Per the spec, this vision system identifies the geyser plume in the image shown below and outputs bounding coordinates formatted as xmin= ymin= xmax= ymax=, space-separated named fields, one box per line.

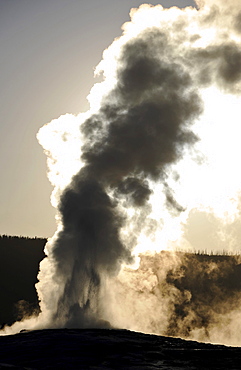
xmin=37 ymin=3 xmax=202 ymax=327
xmin=5 ymin=0 xmax=241 ymax=343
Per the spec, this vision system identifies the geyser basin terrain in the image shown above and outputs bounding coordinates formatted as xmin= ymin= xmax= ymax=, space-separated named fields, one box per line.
xmin=0 ymin=328 xmax=241 ymax=369
xmin=35 ymin=0 xmax=241 ymax=335
xmin=3 ymin=0 xmax=241 ymax=352
xmin=2 ymin=238 xmax=241 ymax=347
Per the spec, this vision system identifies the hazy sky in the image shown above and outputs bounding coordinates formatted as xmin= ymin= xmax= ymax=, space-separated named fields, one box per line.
xmin=0 ymin=0 xmax=195 ymax=237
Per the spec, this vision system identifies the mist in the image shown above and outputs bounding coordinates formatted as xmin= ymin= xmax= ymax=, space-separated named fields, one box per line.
xmin=2 ymin=0 xmax=241 ymax=346
xmin=110 ymin=251 xmax=241 ymax=346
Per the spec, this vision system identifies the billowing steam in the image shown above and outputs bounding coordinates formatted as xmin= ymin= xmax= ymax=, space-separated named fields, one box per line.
xmin=36 ymin=2 xmax=204 ymax=329
xmin=3 ymin=0 xmax=241 ymax=345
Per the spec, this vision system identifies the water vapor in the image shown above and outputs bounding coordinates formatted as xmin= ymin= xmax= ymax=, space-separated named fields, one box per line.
xmin=4 ymin=0 xmax=241 ymax=346
xmin=111 ymin=251 xmax=241 ymax=346
xmin=36 ymin=1 xmax=204 ymax=329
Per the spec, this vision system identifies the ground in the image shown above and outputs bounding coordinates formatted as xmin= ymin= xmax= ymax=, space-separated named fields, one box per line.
xmin=0 ymin=328 xmax=240 ymax=369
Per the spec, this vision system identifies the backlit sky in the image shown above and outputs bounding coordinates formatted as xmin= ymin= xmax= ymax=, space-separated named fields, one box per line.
xmin=0 ymin=0 xmax=195 ymax=237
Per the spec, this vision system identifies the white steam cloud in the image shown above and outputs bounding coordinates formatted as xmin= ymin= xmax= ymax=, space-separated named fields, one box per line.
xmin=3 ymin=0 xmax=241 ymax=346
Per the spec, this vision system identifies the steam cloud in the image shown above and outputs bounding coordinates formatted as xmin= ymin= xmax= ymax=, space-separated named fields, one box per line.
xmin=4 ymin=0 xmax=241 ymax=345
xmin=111 ymin=251 xmax=241 ymax=346
xmin=37 ymin=1 xmax=204 ymax=329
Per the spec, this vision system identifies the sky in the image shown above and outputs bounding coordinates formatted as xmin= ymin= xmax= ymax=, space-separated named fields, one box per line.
xmin=0 ymin=0 xmax=195 ymax=237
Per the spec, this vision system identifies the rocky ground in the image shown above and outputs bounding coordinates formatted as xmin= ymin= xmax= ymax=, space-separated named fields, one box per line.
xmin=0 ymin=328 xmax=241 ymax=369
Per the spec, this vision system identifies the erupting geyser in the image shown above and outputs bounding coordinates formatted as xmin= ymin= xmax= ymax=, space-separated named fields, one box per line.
xmin=37 ymin=3 xmax=203 ymax=329
xmin=4 ymin=0 xmax=241 ymax=346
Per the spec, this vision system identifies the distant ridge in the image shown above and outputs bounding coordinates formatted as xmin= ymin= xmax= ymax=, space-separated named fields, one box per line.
xmin=0 ymin=235 xmax=46 ymax=240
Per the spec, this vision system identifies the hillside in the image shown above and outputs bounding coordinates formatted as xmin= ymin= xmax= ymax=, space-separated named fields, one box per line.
xmin=0 ymin=235 xmax=46 ymax=327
